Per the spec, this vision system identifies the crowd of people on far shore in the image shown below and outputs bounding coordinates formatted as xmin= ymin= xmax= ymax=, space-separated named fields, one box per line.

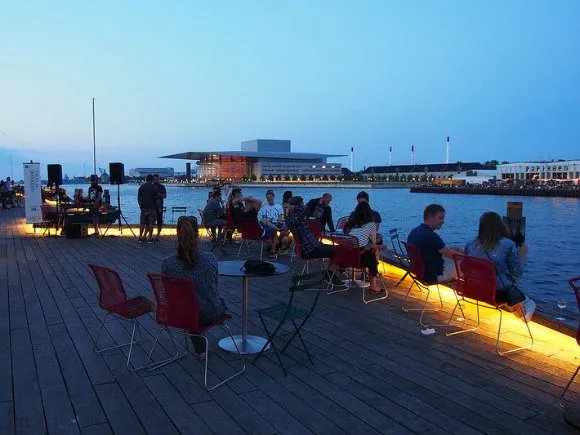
xmin=0 ymin=177 xmax=24 ymax=209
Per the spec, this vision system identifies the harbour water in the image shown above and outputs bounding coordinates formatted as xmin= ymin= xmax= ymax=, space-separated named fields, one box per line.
xmin=63 ymin=183 xmax=580 ymax=310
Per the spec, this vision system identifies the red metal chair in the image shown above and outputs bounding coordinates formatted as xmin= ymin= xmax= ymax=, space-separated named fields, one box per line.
xmin=445 ymin=254 xmax=533 ymax=356
xmin=146 ymin=273 xmax=245 ymax=391
xmin=401 ymin=242 xmax=453 ymax=327
xmin=236 ymin=218 xmax=265 ymax=260
xmin=89 ymin=264 xmax=155 ymax=371
xmin=306 ymin=219 xmax=323 ymax=240
xmin=561 ymin=276 xmax=580 ymax=407
xmin=336 ymin=216 xmax=349 ymax=231
xmin=329 ymin=235 xmax=388 ymax=302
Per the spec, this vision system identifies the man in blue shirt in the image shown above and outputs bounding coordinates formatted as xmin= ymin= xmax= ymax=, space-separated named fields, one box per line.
xmin=407 ymin=204 xmax=462 ymax=283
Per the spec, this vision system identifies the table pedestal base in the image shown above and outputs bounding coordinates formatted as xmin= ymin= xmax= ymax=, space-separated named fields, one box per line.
xmin=218 ymin=335 xmax=270 ymax=355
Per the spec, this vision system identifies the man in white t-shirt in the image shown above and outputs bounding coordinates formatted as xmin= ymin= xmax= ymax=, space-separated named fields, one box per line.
xmin=259 ymin=190 xmax=291 ymax=256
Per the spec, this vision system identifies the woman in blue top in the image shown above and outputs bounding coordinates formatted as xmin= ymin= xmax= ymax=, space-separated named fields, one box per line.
xmin=464 ymin=211 xmax=535 ymax=321
xmin=161 ymin=216 xmax=227 ymax=359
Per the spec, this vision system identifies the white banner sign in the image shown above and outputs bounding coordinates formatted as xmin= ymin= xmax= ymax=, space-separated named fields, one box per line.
xmin=23 ymin=162 xmax=43 ymax=224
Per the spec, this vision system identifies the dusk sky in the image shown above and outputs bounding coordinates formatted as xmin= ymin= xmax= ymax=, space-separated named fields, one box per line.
xmin=1 ymin=1 xmax=579 ymax=180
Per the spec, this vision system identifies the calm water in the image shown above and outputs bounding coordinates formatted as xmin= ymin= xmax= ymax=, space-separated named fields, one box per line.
xmin=65 ymin=184 xmax=580 ymax=307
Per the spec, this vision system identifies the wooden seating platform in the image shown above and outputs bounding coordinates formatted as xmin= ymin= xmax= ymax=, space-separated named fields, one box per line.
xmin=1 ymin=208 xmax=578 ymax=434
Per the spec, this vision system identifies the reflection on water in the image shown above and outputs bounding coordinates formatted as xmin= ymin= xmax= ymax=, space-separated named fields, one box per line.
xmin=63 ymin=184 xmax=580 ymax=306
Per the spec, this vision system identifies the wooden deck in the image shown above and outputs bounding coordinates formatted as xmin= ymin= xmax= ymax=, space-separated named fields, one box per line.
xmin=1 ymin=208 xmax=578 ymax=434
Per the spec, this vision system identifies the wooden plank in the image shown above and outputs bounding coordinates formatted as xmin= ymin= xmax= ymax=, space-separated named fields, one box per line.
xmin=33 ymin=342 xmax=79 ymax=434
xmin=48 ymin=324 xmax=107 ymax=428
xmin=11 ymin=328 xmax=46 ymax=434
xmin=0 ymin=401 xmax=14 ymax=435
xmin=94 ymin=383 xmax=146 ymax=435
xmin=141 ymin=374 xmax=213 ymax=435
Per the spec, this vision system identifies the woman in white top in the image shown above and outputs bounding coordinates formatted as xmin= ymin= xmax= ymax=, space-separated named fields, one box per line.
xmin=344 ymin=202 xmax=380 ymax=292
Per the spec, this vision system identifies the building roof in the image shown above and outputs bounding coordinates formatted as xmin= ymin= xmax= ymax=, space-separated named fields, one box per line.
xmin=361 ymin=162 xmax=484 ymax=174
xmin=160 ymin=151 xmax=346 ymax=160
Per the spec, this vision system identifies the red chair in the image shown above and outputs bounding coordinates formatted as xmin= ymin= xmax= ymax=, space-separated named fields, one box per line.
xmin=336 ymin=216 xmax=349 ymax=231
xmin=561 ymin=276 xmax=580 ymax=406
xmin=329 ymin=235 xmax=388 ymax=303
xmin=446 ymin=254 xmax=533 ymax=356
xmin=290 ymin=230 xmax=324 ymax=275
xmin=401 ymin=242 xmax=455 ymax=327
xmin=306 ymin=219 xmax=323 ymax=240
xmin=146 ymin=273 xmax=245 ymax=391
xmin=236 ymin=218 xmax=265 ymax=260
xmin=89 ymin=264 xmax=155 ymax=371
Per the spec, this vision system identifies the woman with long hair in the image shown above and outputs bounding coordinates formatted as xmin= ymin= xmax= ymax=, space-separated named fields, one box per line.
xmin=464 ymin=211 xmax=535 ymax=320
xmin=344 ymin=201 xmax=381 ymax=292
xmin=161 ymin=216 xmax=227 ymax=359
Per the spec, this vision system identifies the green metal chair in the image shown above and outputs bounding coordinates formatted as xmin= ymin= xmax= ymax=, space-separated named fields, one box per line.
xmin=254 ymin=270 xmax=329 ymax=375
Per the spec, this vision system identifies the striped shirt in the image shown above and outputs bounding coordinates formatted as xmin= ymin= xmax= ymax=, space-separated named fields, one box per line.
xmin=347 ymin=221 xmax=377 ymax=247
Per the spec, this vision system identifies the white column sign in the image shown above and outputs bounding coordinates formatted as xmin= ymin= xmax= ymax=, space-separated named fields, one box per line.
xmin=23 ymin=162 xmax=43 ymax=224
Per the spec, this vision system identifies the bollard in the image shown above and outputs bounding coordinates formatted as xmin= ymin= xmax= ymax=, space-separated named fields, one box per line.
xmin=503 ymin=201 xmax=525 ymax=246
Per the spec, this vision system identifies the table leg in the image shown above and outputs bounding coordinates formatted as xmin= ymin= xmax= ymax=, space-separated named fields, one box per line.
xmin=218 ymin=276 xmax=270 ymax=355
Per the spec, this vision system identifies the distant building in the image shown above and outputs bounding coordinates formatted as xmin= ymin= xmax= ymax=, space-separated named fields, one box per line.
xmin=452 ymin=169 xmax=497 ymax=184
xmin=161 ymin=139 xmax=344 ymax=181
xmin=129 ymin=167 xmax=175 ymax=178
xmin=496 ymin=160 xmax=580 ymax=182
xmin=360 ymin=162 xmax=484 ymax=181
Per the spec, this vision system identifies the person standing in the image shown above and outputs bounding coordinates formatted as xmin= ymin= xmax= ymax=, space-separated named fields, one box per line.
xmin=153 ymin=174 xmax=167 ymax=240
xmin=305 ymin=193 xmax=335 ymax=232
xmin=137 ymin=174 xmax=158 ymax=243
xmin=87 ymin=175 xmax=103 ymax=236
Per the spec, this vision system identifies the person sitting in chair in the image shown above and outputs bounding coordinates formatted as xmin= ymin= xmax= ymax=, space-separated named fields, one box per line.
xmin=407 ymin=204 xmax=462 ymax=283
xmin=464 ymin=211 xmax=536 ymax=321
xmin=305 ymin=193 xmax=335 ymax=232
xmin=203 ymin=190 xmax=227 ymax=243
xmin=161 ymin=216 xmax=227 ymax=360
xmin=344 ymin=201 xmax=381 ymax=293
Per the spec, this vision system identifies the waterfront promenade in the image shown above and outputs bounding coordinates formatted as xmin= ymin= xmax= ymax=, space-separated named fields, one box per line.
xmin=1 ymin=208 xmax=578 ymax=434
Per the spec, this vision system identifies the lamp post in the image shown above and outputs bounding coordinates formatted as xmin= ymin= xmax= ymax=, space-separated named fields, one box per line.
xmin=92 ymin=98 xmax=96 ymax=176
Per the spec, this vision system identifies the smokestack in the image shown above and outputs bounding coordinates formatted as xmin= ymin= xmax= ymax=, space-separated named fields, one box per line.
xmin=350 ymin=146 xmax=354 ymax=172
xmin=186 ymin=162 xmax=191 ymax=181
xmin=446 ymin=136 xmax=450 ymax=164
xmin=411 ymin=145 xmax=415 ymax=165
xmin=389 ymin=146 xmax=392 ymax=166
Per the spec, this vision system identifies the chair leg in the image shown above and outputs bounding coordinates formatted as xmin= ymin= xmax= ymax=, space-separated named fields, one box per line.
xmin=362 ymin=273 xmax=388 ymax=304
xmin=254 ymin=313 xmax=288 ymax=376
xmin=395 ymin=271 xmax=409 ymax=287
xmin=447 ymin=300 xmax=482 ymax=337
xmin=204 ymin=325 xmax=246 ymax=391
xmin=281 ymin=319 xmax=314 ymax=366
xmin=94 ymin=313 xmax=144 ymax=354
xmin=145 ymin=327 xmax=186 ymax=371
xmin=560 ymin=364 xmax=580 ymax=408
xmin=496 ymin=305 xmax=534 ymax=356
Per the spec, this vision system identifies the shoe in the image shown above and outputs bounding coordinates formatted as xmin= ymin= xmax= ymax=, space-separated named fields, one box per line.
xmin=278 ymin=248 xmax=290 ymax=255
xmin=269 ymin=252 xmax=278 ymax=258
xmin=138 ymin=238 xmax=144 ymax=243
xmin=147 ymin=239 xmax=155 ymax=244
xmin=331 ymin=275 xmax=347 ymax=287
xmin=338 ymin=271 xmax=350 ymax=281
xmin=523 ymin=298 xmax=536 ymax=322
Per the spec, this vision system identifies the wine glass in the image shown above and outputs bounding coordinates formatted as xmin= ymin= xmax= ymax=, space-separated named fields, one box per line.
xmin=555 ymin=296 xmax=567 ymax=321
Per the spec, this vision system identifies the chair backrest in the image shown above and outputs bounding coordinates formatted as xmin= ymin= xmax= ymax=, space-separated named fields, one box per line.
xmin=89 ymin=264 xmax=128 ymax=310
xmin=239 ymin=218 xmax=262 ymax=241
xmin=147 ymin=273 xmax=201 ymax=332
xmin=225 ymin=203 xmax=236 ymax=229
xmin=389 ymin=228 xmax=406 ymax=257
xmin=452 ymin=254 xmax=498 ymax=306
xmin=306 ymin=219 xmax=323 ymax=240
xmin=401 ymin=242 xmax=426 ymax=282
xmin=332 ymin=235 xmax=361 ymax=268
xmin=569 ymin=277 xmax=580 ymax=345
xmin=336 ymin=216 xmax=349 ymax=231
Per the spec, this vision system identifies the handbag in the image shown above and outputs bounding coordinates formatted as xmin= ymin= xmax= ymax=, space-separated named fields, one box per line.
xmin=241 ymin=260 xmax=276 ymax=275
xmin=485 ymin=252 xmax=525 ymax=306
